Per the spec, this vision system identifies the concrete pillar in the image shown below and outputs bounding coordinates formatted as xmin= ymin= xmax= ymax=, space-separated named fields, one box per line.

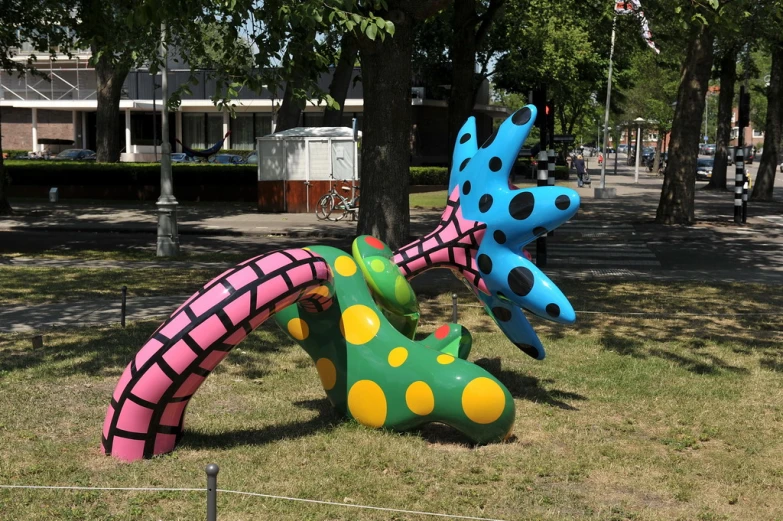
xmin=72 ymin=110 xmax=78 ymax=146
xmin=81 ymin=111 xmax=88 ymax=149
xmin=31 ymin=107 xmax=38 ymax=152
xmin=223 ymin=110 xmax=230 ymax=149
xmin=125 ymin=109 xmax=131 ymax=155
xmin=175 ymin=111 xmax=182 ymax=152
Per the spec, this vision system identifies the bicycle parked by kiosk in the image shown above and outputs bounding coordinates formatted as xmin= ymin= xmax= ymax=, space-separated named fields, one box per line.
xmin=315 ymin=179 xmax=360 ymax=221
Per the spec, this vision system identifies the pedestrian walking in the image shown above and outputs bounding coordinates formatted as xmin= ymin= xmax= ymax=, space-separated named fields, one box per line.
xmin=575 ymin=154 xmax=588 ymax=187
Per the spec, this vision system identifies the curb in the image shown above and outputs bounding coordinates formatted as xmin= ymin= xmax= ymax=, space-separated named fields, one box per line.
xmin=5 ymin=225 xmax=358 ymax=239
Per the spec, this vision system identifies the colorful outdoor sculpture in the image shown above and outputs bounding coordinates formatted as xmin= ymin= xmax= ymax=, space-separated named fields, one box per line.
xmin=101 ymin=105 xmax=580 ymax=461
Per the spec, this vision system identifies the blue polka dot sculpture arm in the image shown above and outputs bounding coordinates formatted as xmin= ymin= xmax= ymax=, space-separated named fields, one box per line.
xmin=395 ymin=105 xmax=581 ymax=360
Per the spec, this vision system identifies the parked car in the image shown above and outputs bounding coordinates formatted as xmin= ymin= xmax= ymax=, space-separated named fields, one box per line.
xmin=55 ymin=148 xmax=95 ymax=161
xmin=699 ymin=143 xmax=716 ymax=155
xmin=208 ymin=153 xmax=244 ymax=165
xmin=617 ymin=144 xmax=628 ymax=154
xmin=727 ymin=145 xmax=755 ymax=165
xmin=244 ymin=151 xmax=257 ymax=165
xmin=170 ymin=152 xmax=198 ymax=163
xmin=696 ymin=157 xmax=714 ymax=180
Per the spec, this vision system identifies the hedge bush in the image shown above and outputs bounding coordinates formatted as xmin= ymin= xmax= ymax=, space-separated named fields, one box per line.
xmin=409 ymin=167 xmax=449 ymax=185
xmin=3 ymin=161 xmax=256 ymax=186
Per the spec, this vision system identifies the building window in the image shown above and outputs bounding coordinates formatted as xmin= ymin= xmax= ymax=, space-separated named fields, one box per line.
xmin=207 ymin=113 xmax=224 ymax=148
xmin=752 ymin=128 xmax=764 ymax=138
xmin=303 ymin=112 xmax=324 ymax=128
xmin=182 ymin=113 xmax=205 ymax=149
xmin=256 ymin=114 xmax=272 ymax=136
xmin=730 ymin=127 xmax=739 ymax=140
xmin=231 ymin=113 xmax=254 ymax=150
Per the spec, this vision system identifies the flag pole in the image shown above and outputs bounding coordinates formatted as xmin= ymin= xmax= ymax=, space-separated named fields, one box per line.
xmin=600 ymin=12 xmax=617 ymax=190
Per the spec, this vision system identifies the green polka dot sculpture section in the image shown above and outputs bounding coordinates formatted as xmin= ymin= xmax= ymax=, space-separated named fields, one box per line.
xmin=101 ymin=105 xmax=579 ymax=461
xmin=274 ymin=240 xmax=512 ymax=442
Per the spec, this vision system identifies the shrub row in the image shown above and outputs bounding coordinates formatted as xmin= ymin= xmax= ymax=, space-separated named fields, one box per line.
xmin=410 ymin=167 xmax=449 ymax=185
xmin=4 ymin=161 xmax=256 ymax=186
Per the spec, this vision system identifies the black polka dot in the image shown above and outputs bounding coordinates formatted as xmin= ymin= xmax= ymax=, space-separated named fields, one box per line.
xmin=479 ymin=194 xmax=493 ymax=213
xmin=482 ymin=131 xmax=497 ymax=149
xmin=508 ymin=266 xmax=534 ymax=296
xmin=533 ymin=226 xmax=547 ymax=237
xmin=489 ymin=157 xmax=502 ymax=172
xmin=512 ymin=107 xmax=532 ymax=126
xmin=546 ymin=303 xmax=560 ymax=318
xmin=492 ymin=306 xmax=512 ymax=322
xmin=494 ymin=230 xmax=506 ymax=244
xmin=509 ymin=192 xmax=535 ymax=220
xmin=478 ymin=254 xmax=492 ymax=274
xmin=515 ymin=343 xmax=539 ymax=359
xmin=459 ymin=158 xmax=470 ymax=171
xmin=555 ymin=195 xmax=571 ymax=210
xmin=463 ymin=181 xmax=471 ymax=195
xmin=460 ymin=133 xmax=471 ymax=144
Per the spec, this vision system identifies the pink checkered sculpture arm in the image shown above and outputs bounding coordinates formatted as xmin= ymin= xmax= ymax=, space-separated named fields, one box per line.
xmin=393 ymin=187 xmax=490 ymax=294
xmin=101 ymin=249 xmax=333 ymax=461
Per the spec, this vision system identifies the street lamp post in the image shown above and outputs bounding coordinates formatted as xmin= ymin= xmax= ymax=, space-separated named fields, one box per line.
xmin=156 ymin=22 xmax=179 ymax=257
xmin=634 ymin=117 xmax=645 ymax=184
xmin=596 ymin=12 xmax=617 ymax=198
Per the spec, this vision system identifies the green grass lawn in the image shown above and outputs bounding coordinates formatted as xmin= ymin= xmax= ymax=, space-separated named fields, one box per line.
xmin=0 ymin=267 xmax=224 ymax=305
xmin=1 ymin=279 xmax=781 ymax=520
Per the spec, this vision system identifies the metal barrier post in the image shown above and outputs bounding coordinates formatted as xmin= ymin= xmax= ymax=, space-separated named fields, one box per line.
xmin=742 ymin=170 xmax=749 ymax=224
xmin=206 ymin=464 xmax=219 ymax=521
xmin=451 ymin=293 xmax=458 ymax=323
xmin=536 ymin=151 xmax=548 ymax=267
xmin=734 ymin=148 xmax=744 ymax=224
xmin=121 ymin=286 xmax=127 ymax=328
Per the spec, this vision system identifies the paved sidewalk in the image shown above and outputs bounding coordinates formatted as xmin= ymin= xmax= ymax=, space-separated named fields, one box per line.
xmin=1 ymin=158 xmax=782 ymax=334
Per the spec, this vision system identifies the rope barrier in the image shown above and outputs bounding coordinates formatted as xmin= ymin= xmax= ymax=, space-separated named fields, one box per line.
xmin=219 ymin=489 xmax=508 ymax=521
xmin=0 ymin=484 xmax=508 ymax=521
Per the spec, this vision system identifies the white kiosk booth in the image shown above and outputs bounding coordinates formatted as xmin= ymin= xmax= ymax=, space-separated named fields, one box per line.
xmin=256 ymin=127 xmax=360 ymax=213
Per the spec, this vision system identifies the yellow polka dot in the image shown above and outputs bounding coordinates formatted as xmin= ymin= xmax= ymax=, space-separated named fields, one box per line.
xmin=334 ymin=256 xmax=357 ymax=277
xmin=315 ymin=358 xmax=337 ymax=391
xmin=348 ymin=380 xmax=387 ymax=428
xmin=287 ymin=318 xmax=309 ymax=341
xmin=437 ymin=354 xmax=455 ymax=364
xmin=305 ymin=285 xmax=331 ymax=298
xmin=388 ymin=347 xmax=408 ymax=367
xmin=394 ymin=276 xmax=411 ymax=304
xmin=303 ymin=247 xmax=311 ymax=251
xmin=462 ymin=377 xmax=506 ymax=425
xmin=370 ymin=259 xmax=385 ymax=272
xmin=340 ymin=305 xmax=380 ymax=345
xmin=406 ymin=381 xmax=435 ymax=416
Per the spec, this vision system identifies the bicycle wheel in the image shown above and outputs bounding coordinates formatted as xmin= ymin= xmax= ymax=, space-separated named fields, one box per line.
xmin=331 ymin=195 xmax=351 ymax=221
xmin=315 ymin=194 xmax=335 ymax=220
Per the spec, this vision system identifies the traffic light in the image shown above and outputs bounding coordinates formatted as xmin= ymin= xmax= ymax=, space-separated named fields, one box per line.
xmin=531 ymin=87 xmax=547 ymax=130
xmin=546 ymin=99 xmax=555 ymax=136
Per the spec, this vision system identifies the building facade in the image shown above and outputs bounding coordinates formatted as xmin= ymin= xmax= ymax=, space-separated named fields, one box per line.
xmin=1 ymin=50 xmax=507 ymax=165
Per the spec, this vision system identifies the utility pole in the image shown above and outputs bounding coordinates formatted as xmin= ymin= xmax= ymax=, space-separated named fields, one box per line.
xmin=156 ymin=22 xmax=180 ymax=257
xmin=596 ymin=13 xmax=617 ymax=198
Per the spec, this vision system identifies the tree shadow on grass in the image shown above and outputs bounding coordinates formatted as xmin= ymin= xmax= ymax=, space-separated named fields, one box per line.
xmin=179 ymin=398 xmax=341 ymax=450
xmin=0 ymin=320 xmax=298 ymax=382
xmin=474 ymin=357 xmax=586 ymax=411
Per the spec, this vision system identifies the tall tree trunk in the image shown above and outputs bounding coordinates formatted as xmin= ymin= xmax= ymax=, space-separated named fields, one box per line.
xmin=276 ymin=79 xmax=305 ymax=132
xmin=706 ymin=49 xmax=736 ymax=190
xmin=751 ymin=42 xmax=783 ymax=201
xmin=448 ymin=0 xmax=478 ymax=158
xmin=94 ymin=47 xmax=129 ymax=163
xmin=323 ymin=34 xmax=359 ymax=127
xmin=357 ymin=8 xmax=415 ymax=248
xmin=0 ymin=108 xmax=12 ymax=215
xmin=655 ymin=24 xmax=714 ymax=224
